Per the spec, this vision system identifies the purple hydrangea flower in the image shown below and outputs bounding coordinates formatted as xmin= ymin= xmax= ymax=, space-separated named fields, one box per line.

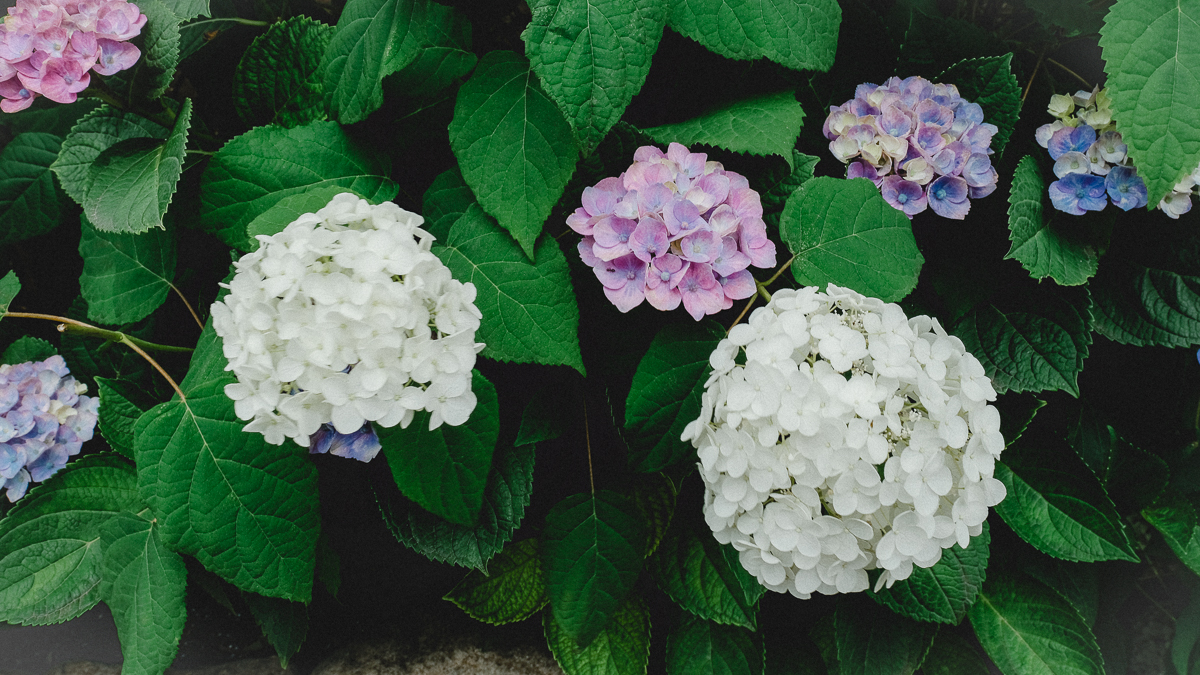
xmin=1049 ymin=174 xmax=1107 ymax=215
xmin=310 ymin=423 xmax=382 ymax=462
xmin=880 ymin=175 xmax=927 ymax=217
xmin=1047 ymin=125 xmax=1097 ymax=160
xmin=927 ymin=175 xmax=971 ymax=219
xmin=1105 ymin=166 xmax=1148 ymax=211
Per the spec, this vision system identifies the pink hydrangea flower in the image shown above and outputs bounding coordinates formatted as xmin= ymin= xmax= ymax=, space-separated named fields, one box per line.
xmin=569 ymin=142 xmax=777 ymax=320
xmin=0 ymin=0 xmax=144 ymax=112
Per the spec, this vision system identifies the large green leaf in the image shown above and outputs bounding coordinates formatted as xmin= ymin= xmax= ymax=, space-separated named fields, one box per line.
xmin=969 ymin=571 xmax=1105 ymax=675
xmin=758 ymin=150 xmax=820 ymax=226
xmin=2 ymin=98 xmax=100 ymax=137
xmin=870 ymin=521 xmax=989 ymax=625
xmin=1100 ymin=0 xmax=1200 ymax=204
xmin=834 ymin=595 xmax=938 ymax=675
xmin=780 ymin=177 xmax=924 ymax=302
xmin=631 ymin=473 xmax=675 ymax=558
xmin=1066 ymin=404 xmax=1168 ymax=512
xmin=1089 ymin=253 xmax=1200 ymax=348
xmin=378 ymin=370 xmax=499 ymax=527
xmin=918 ymin=629 xmax=993 ymax=675
xmin=0 ymin=455 xmax=141 ymax=625
xmin=936 ymin=54 xmax=1020 ymax=157
xmin=98 ymin=513 xmax=187 ymax=675
xmin=422 ymin=166 xmax=476 ymax=241
xmin=375 ymin=439 xmax=535 ymax=570
xmin=522 ymin=0 xmax=667 ymax=155
xmin=244 ymin=185 xmax=365 ymax=246
xmin=545 ymin=595 xmax=651 ymax=675
xmin=644 ymin=92 xmax=805 ymax=169
xmin=383 ymin=1 xmax=476 ymax=98
xmin=0 ymin=133 xmax=63 ymax=245
xmin=666 ymin=0 xmax=840 ymax=71
xmin=96 ymin=377 xmax=156 ymax=461
xmin=53 ymin=106 xmax=168 ymax=207
xmin=1 ymin=336 xmax=55 ymax=365
xmin=624 ymin=321 xmax=722 ymax=473
xmin=134 ymin=0 xmax=183 ymax=100
xmin=1005 ymin=156 xmax=1101 ymax=286
xmin=78 ymin=216 xmax=177 ymax=325
xmin=444 ymin=538 xmax=548 ymax=624
xmin=135 ymin=322 xmax=320 ymax=602
xmin=448 ymin=50 xmax=578 ymax=259
xmin=234 ymin=16 xmax=335 ymax=128
xmin=161 ymin=0 xmax=209 ymax=20
xmin=245 ymin=594 xmax=309 ymax=669
xmin=542 ymin=490 xmax=646 ymax=646
xmin=1143 ymin=490 xmax=1200 ymax=577
xmin=435 ymin=204 xmax=584 ymax=373
xmin=199 ymin=121 xmax=397 ymax=250
xmin=666 ymin=612 xmax=764 ymax=675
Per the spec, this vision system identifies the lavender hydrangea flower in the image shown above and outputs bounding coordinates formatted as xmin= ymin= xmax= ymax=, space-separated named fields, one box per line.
xmin=1049 ymin=174 xmax=1107 ymax=215
xmin=1047 ymin=125 xmax=1096 ymax=160
xmin=927 ymin=175 xmax=970 ymax=219
xmin=310 ymin=423 xmax=382 ymax=462
xmin=880 ymin=175 xmax=927 ymax=216
xmin=1104 ymin=166 xmax=1148 ymax=211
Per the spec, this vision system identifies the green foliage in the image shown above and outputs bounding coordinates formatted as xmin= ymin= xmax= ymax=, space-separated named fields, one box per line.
xmin=0 ymin=133 xmax=64 ymax=245
xmin=936 ymin=54 xmax=1020 ymax=157
xmin=245 ymin=594 xmax=309 ymax=669
xmin=0 ymin=271 xmax=18 ymax=320
xmin=0 ymin=336 xmax=55 ymax=365
xmin=444 ymin=538 xmax=548 ymax=624
xmin=1143 ymin=490 xmax=1200 ymax=577
xmin=1089 ymin=251 xmax=1200 ymax=348
xmin=870 ymin=522 xmax=989 ymax=625
xmin=759 ymin=150 xmax=820 ymax=224
xmin=384 ymin=1 xmax=476 ymax=97
xmin=522 ymin=0 xmax=667 ymax=155
xmin=666 ymin=0 xmax=840 ymax=71
xmin=968 ymin=571 xmax=1105 ymax=675
xmin=135 ymin=0 xmax=183 ymax=100
xmin=780 ymin=177 xmax=924 ymax=302
xmin=1 ymin=99 xmax=100 ymax=137
xmin=96 ymin=377 xmax=156 ymax=460
xmin=1100 ymin=0 xmax=1200 ymax=204
xmin=160 ymin=0 xmax=209 ymax=21
xmin=245 ymin=186 xmax=366 ymax=245
xmin=542 ymin=490 xmax=646 ymax=646
xmin=630 ymin=473 xmax=675 ymax=558
xmin=1173 ymin=586 xmax=1200 ymax=675
xmin=545 ymin=595 xmax=651 ymax=675
xmin=515 ymin=384 xmax=571 ymax=447
xmin=1066 ymin=404 xmax=1168 ymax=512
xmin=234 ymin=17 xmax=335 ymax=128
xmin=200 ymin=121 xmax=397 ymax=250
xmin=53 ymin=106 xmax=169 ymax=207
xmin=918 ymin=630 xmax=993 ymax=675
xmin=422 ymin=167 xmax=476 ymax=241
xmin=624 ymin=321 xmax=723 ymax=472
xmin=98 ymin=513 xmax=188 ymax=675
xmin=78 ymin=217 xmax=177 ymax=325
xmin=643 ymin=91 xmax=805 ymax=169
xmin=435 ymin=204 xmax=585 ymax=373
xmin=666 ymin=612 xmax=764 ymax=675
xmin=1006 ymin=156 xmax=1102 ymax=286
xmin=834 ymin=595 xmax=938 ymax=675
xmin=1017 ymin=0 xmax=1104 ymax=37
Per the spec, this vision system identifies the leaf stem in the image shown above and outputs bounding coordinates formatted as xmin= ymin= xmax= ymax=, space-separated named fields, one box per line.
xmin=169 ymin=283 xmax=205 ymax=330
xmin=727 ymin=295 xmax=757 ymax=334
xmin=1045 ymin=57 xmax=1092 ymax=90
xmin=727 ymin=254 xmax=795 ymax=333
xmin=762 ymin=255 xmax=796 ymax=287
xmin=1023 ymin=49 xmax=1045 ymax=103
xmin=583 ymin=399 xmax=595 ymax=495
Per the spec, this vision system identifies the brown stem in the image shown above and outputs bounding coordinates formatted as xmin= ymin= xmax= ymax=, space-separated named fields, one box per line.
xmin=1046 ymin=57 xmax=1093 ymax=89
xmin=170 ymin=284 xmax=205 ymax=330
xmin=1023 ymin=50 xmax=1045 ymax=103
xmin=583 ymin=399 xmax=595 ymax=495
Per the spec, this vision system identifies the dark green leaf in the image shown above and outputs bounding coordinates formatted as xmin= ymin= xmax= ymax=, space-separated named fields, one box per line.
xmin=1 ymin=99 xmax=100 ymax=137
xmin=545 ymin=595 xmax=650 ymax=675
xmin=834 ymin=595 xmax=937 ymax=675
xmin=759 ymin=150 xmax=820 ymax=224
xmin=1021 ymin=557 xmax=1099 ymax=627
xmin=870 ymin=521 xmax=989 ymax=625
xmin=178 ymin=17 xmax=245 ymax=59
xmin=1 ymin=336 xmax=55 ymax=365
xmin=644 ymin=92 xmax=805 ymax=169
xmin=136 ymin=0 xmax=183 ymax=100
xmin=936 ymin=54 xmax=1020 ymax=156
xmin=445 ymin=538 xmax=548 ymax=624
xmin=0 ymin=270 xmax=17 ymax=321
xmin=0 ymin=133 xmax=63 ymax=245
xmin=666 ymin=612 xmax=764 ymax=675
xmin=244 ymin=185 xmax=365 ymax=246
xmin=1005 ymin=155 xmax=1101 ymax=286
xmin=78 ymin=215 xmax=177 ymax=324
xmin=996 ymin=393 xmax=1045 ymax=449
xmin=245 ymin=593 xmax=309 ymax=669
xmin=1173 ymin=586 xmax=1200 ymax=675
xmin=160 ymin=0 xmax=209 ymax=20
xmin=631 ymin=473 xmax=675 ymax=558
xmin=96 ymin=377 xmax=156 ymax=461
xmin=666 ymin=0 xmax=840 ymax=71
xmin=422 ymin=166 xmax=475 ymax=242
xmin=918 ymin=629 xmax=993 ymax=675
xmin=1089 ymin=253 xmax=1200 ymax=348
xmin=53 ymin=106 xmax=168 ymax=207
xmin=1143 ymin=490 xmax=1200 ymax=577
xmin=1016 ymin=0 xmax=1103 ymax=36
xmin=234 ymin=17 xmax=334 ymax=128
xmin=383 ymin=2 xmax=476 ymax=98
xmin=316 ymin=532 xmax=341 ymax=597
xmin=1066 ymin=404 xmax=1168 ymax=512
xmin=515 ymin=384 xmax=572 ymax=448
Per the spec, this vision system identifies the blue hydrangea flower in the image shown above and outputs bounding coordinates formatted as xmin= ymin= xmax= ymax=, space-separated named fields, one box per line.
xmin=310 ymin=422 xmax=382 ymax=462
xmin=1105 ymin=166 xmax=1148 ymax=211
xmin=1047 ymin=125 xmax=1097 ymax=160
xmin=927 ymin=175 xmax=971 ymax=219
xmin=1049 ymin=174 xmax=1107 ymax=215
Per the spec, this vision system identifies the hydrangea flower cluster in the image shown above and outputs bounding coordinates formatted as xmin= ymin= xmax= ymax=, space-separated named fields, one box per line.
xmin=567 ymin=142 xmax=776 ymax=321
xmin=0 ymin=355 xmax=98 ymax=501
xmin=682 ymin=285 xmax=1006 ymax=598
xmin=211 ymin=193 xmax=485 ymax=459
xmin=1158 ymin=162 xmax=1200 ymax=220
xmin=822 ymin=76 xmax=999 ymax=219
xmin=1035 ymin=87 xmax=1152 ymax=215
xmin=0 ymin=0 xmax=146 ymax=112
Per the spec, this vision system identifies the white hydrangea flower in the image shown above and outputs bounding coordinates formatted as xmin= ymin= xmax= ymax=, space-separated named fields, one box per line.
xmin=685 ymin=285 xmax=1006 ymax=599
xmin=212 ymin=193 xmax=485 ymax=450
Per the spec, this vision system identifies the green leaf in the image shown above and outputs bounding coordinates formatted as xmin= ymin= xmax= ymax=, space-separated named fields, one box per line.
xmin=245 ymin=185 xmax=366 ymax=246
xmin=666 ymin=612 xmax=764 ymax=675
xmin=161 ymin=0 xmax=209 ymax=21
xmin=1100 ymin=0 xmax=1200 ymax=204
xmin=53 ymin=106 xmax=168 ymax=207
xmin=0 ymin=455 xmax=141 ymax=625
xmin=780 ymin=177 xmax=924 ymax=302
xmin=834 ymin=595 xmax=937 ymax=675
xmin=98 ymin=513 xmax=187 ymax=675
xmin=422 ymin=166 xmax=476 ymax=242
xmin=648 ymin=514 xmax=765 ymax=630
xmin=1 ymin=336 xmax=55 ymax=365
xmin=1066 ymin=405 xmax=1168 ymax=512
xmin=436 ymin=204 xmax=585 ymax=373
xmin=379 ymin=370 xmax=499 ymax=527
xmin=245 ymin=594 xmax=309 ymax=669
xmin=869 ymin=521 xmax=990 ymax=625
xmin=375 ymin=439 xmax=535 ymax=570
xmin=199 ymin=121 xmax=397 ymax=250
xmin=936 ymin=54 xmax=1020 ymax=157
xmin=60 ymin=296 xmax=150 ymax=391
xmin=997 ymin=393 xmax=1046 ymax=449
xmin=918 ymin=630 xmax=993 ymax=675
xmin=1016 ymin=0 xmax=1104 ymax=37
xmin=1173 ymin=586 xmax=1200 ymax=675
xmin=1020 ymin=557 xmax=1099 ymax=627
xmin=234 ymin=17 xmax=334 ymax=128
xmin=136 ymin=0 xmax=183 ymax=100
xmin=0 ymin=270 xmax=18 ymax=321
xmin=1089 ymin=253 xmax=1200 ymax=348
xmin=545 ymin=595 xmax=650 ymax=675
xmin=950 ymin=288 xmax=1092 ymax=397
xmin=448 ymin=50 xmax=578 ymax=259
xmin=83 ymin=99 xmax=192 ymax=234
xmin=2 ymin=98 xmax=100 ymax=137
xmin=643 ymin=91 xmax=805 ymax=169
xmin=1143 ymin=490 xmax=1200 ymax=577
xmin=759 ymin=150 xmax=820 ymax=224
xmin=135 ymin=322 xmax=320 ymax=602
xmin=1005 ymin=156 xmax=1101 ymax=286
xmin=630 ymin=473 xmax=675 ymax=558
xmin=0 ymin=133 xmax=63 ymax=245
xmin=665 ymin=0 xmax=840 ymax=71
xmin=96 ymin=377 xmax=156 ymax=461
xmin=515 ymin=384 xmax=572 ymax=447
xmin=969 ymin=571 xmax=1105 ymax=675
xmin=624 ymin=321 xmax=723 ymax=472
xmin=445 ymin=538 xmax=548 ymax=624
xmin=522 ymin=0 xmax=667 ymax=155
xmin=316 ymin=532 xmax=341 ymax=597
xmin=383 ymin=2 xmax=476 ymax=98
xmin=542 ymin=490 xmax=646 ymax=646
xmin=78 ymin=216 xmax=177 ymax=325
xmin=178 ymin=17 xmax=245 ymax=59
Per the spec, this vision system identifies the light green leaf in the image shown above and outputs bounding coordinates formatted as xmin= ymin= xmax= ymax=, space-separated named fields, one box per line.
xmin=234 ymin=17 xmax=335 ymax=128
xmin=78 ymin=216 xmax=177 ymax=324
xmin=1005 ymin=156 xmax=1101 ymax=286
xmin=1143 ymin=490 xmax=1200 ymax=577
xmin=136 ymin=0 xmax=183 ymax=100
xmin=936 ymin=54 xmax=1020 ymax=156
xmin=383 ymin=1 xmax=476 ymax=98
xmin=435 ymin=204 xmax=584 ymax=373
xmin=1089 ymin=254 xmax=1200 ymax=348
xmin=1 ymin=336 xmax=55 ymax=365
xmin=542 ymin=490 xmax=646 ymax=646
xmin=666 ymin=0 xmax=840 ymax=71
xmin=199 ymin=121 xmax=397 ymax=250
xmin=135 ymin=322 xmax=320 ymax=602
xmin=834 ymin=595 xmax=937 ymax=675
xmin=448 ymin=50 xmax=578 ymax=259
xmin=445 ymin=538 xmax=548 ymax=624
xmin=53 ymin=106 xmax=168 ymax=207
xmin=245 ymin=185 xmax=365 ymax=246
xmin=969 ymin=571 xmax=1105 ymax=675
xmin=667 ymin=613 xmax=764 ymax=675
xmin=83 ymin=99 xmax=192 ymax=234
xmin=422 ymin=166 xmax=475 ymax=242
xmin=780 ymin=177 xmax=923 ymax=302
xmin=545 ymin=595 xmax=650 ymax=675
xmin=96 ymin=377 xmax=156 ymax=461
xmin=0 ymin=270 xmax=21 ymax=322
xmin=0 ymin=455 xmax=141 ymax=625
xmin=624 ymin=321 xmax=723 ymax=472
xmin=1100 ymin=0 xmax=1200 ymax=204
xmin=160 ymin=0 xmax=209 ymax=21
xmin=644 ymin=91 xmax=805 ymax=169
xmin=0 ymin=133 xmax=63 ymax=245
xmin=918 ymin=630 xmax=993 ymax=675
xmin=245 ymin=593 xmax=309 ymax=669
xmin=522 ymin=0 xmax=667 ymax=155
xmin=869 ymin=521 xmax=989 ymax=625
xmin=99 ymin=513 xmax=187 ymax=675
